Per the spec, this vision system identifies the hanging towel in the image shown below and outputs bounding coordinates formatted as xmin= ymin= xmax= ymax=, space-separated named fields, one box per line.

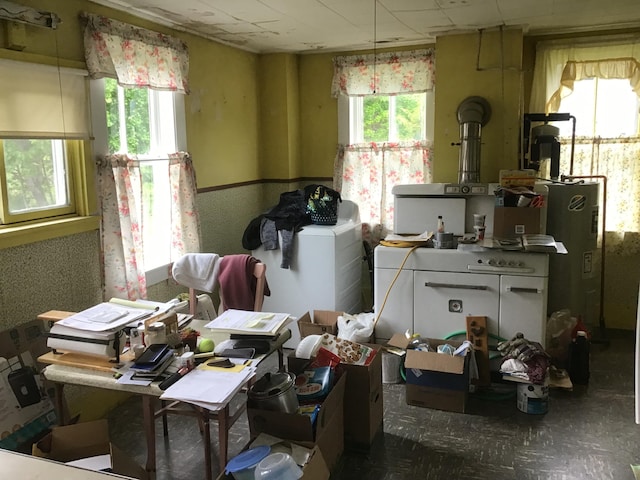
xmin=172 ymin=253 xmax=220 ymax=293
xmin=218 ymin=255 xmax=271 ymax=311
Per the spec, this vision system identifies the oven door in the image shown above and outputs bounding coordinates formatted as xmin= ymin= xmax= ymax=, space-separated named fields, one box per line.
xmin=500 ymin=275 xmax=548 ymax=346
xmin=414 ymin=271 xmax=500 ymax=340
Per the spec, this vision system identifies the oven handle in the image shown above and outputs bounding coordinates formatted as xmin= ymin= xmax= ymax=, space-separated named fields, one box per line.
xmin=467 ymin=265 xmax=535 ymax=274
xmin=506 ymin=286 xmax=543 ymax=294
xmin=424 ymin=282 xmax=488 ymax=291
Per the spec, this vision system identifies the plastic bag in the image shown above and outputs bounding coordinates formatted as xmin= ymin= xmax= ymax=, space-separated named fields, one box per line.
xmin=337 ymin=312 xmax=374 ymax=343
xmin=546 ymin=309 xmax=577 ymax=369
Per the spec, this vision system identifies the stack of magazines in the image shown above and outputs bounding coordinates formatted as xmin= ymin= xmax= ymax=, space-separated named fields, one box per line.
xmin=129 ymin=344 xmax=175 ymax=380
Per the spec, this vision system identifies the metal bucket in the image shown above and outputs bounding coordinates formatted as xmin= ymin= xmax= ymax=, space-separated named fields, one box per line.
xmin=248 ymin=372 xmax=299 ymax=413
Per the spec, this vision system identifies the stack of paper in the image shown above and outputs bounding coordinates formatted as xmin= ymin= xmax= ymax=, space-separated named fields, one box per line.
xmin=203 ymin=309 xmax=291 ymax=336
xmin=47 ymin=298 xmax=174 ymax=358
xmin=159 ymin=365 xmax=255 ymax=410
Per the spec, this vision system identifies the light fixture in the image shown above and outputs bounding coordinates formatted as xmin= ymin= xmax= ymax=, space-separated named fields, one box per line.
xmin=0 ymin=0 xmax=61 ymax=29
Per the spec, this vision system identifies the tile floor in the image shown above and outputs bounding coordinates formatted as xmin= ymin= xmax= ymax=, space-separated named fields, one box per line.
xmin=107 ymin=329 xmax=640 ymax=480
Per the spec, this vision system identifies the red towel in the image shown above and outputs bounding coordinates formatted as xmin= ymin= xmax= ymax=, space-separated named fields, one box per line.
xmin=218 ymin=255 xmax=270 ymax=311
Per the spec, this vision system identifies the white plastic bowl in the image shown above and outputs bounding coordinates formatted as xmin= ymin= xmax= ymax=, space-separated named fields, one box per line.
xmin=254 ymin=452 xmax=303 ymax=480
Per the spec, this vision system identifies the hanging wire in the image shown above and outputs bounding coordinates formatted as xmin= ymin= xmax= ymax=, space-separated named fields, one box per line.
xmin=373 ymin=0 xmax=377 ymax=94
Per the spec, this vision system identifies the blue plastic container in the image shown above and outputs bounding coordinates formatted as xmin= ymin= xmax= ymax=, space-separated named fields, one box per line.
xmin=225 ymin=445 xmax=271 ymax=480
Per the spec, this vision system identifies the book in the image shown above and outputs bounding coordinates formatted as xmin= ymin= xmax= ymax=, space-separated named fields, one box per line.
xmin=522 ymin=234 xmax=558 ymax=253
xmin=130 ymin=349 xmax=175 ymax=374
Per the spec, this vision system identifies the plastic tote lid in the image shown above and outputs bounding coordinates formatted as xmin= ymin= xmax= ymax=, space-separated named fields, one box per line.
xmin=225 ymin=445 xmax=271 ymax=473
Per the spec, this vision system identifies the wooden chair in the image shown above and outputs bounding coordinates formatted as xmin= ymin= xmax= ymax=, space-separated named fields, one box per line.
xmin=186 ymin=257 xmax=267 ymax=316
xmin=162 ymin=254 xmax=270 ymax=477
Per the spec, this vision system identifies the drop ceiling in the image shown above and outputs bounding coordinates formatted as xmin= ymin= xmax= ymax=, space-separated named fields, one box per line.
xmin=89 ymin=0 xmax=640 ymax=53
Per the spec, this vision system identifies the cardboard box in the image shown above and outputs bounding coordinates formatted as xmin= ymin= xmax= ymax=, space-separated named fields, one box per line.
xmin=0 ymin=320 xmax=57 ymax=452
xmin=493 ymin=206 xmax=541 ymax=239
xmin=399 ymin=337 xmax=470 ymax=414
xmin=32 ymin=419 xmax=148 ymax=479
xmin=247 ymin=372 xmax=346 ymax=472
xmin=288 ymin=348 xmax=383 ymax=451
xmin=297 ymin=311 xmax=341 ymax=339
xmin=216 ymin=442 xmax=329 ymax=480
xmin=337 ymin=346 xmax=383 ymax=450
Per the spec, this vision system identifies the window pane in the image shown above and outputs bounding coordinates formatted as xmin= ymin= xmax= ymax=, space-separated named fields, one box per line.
xmin=3 ymin=139 xmax=69 ymax=214
xmin=105 ymin=78 xmax=121 ymax=154
xmin=125 ymin=87 xmax=150 ymax=155
xmin=557 ymin=79 xmax=639 ymax=137
xmin=140 ymin=161 xmax=171 ymax=270
xmin=105 ymin=79 xmax=151 ymax=155
xmin=363 ymin=96 xmax=389 ymax=142
xmin=396 ymin=94 xmax=425 ymax=141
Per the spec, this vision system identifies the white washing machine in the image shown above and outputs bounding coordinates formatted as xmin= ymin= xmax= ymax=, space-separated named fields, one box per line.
xmin=253 ymin=200 xmax=363 ymax=348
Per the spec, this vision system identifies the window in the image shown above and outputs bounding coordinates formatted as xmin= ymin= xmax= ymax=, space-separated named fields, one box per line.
xmin=0 ymin=139 xmax=74 ymax=223
xmin=347 ymin=92 xmax=432 ymax=144
xmin=92 ymin=78 xmax=186 ymax=282
xmin=554 ymin=78 xmax=639 ymax=138
xmin=0 ymin=60 xmax=94 ymax=239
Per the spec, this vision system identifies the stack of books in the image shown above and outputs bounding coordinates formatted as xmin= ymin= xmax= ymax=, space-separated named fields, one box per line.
xmin=129 ymin=344 xmax=175 ymax=380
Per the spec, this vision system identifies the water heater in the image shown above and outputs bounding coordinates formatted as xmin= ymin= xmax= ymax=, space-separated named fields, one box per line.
xmin=545 ymin=182 xmax=601 ymax=328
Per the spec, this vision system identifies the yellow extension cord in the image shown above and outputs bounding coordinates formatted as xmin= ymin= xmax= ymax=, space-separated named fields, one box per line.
xmin=372 ymin=243 xmax=424 ymax=330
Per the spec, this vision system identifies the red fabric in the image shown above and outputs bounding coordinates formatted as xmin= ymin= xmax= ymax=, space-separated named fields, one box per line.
xmin=218 ymin=255 xmax=270 ymax=311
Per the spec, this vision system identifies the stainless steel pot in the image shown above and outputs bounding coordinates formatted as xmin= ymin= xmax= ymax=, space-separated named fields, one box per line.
xmin=248 ymin=371 xmax=299 ymax=413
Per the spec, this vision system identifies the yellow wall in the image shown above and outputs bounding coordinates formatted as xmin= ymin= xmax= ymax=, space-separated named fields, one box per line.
xmin=259 ymin=54 xmax=301 ymax=179
xmin=298 ymin=53 xmax=338 ymax=178
xmin=433 ymin=29 xmax=523 ymax=183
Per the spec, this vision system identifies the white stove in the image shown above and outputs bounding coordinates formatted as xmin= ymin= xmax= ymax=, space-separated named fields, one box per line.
xmin=374 ymin=245 xmax=549 ymax=345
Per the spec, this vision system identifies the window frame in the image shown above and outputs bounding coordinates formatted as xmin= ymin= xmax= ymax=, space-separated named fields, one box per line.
xmin=0 ymin=138 xmax=77 ymax=224
xmin=0 ymin=60 xmax=97 ymax=249
xmin=339 ymin=91 xmax=435 ymax=145
xmin=90 ymin=78 xmax=187 ymax=286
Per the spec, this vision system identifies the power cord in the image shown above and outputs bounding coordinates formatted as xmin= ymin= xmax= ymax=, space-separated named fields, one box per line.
xmin=372 ymin=244 xmax=422 ymax=330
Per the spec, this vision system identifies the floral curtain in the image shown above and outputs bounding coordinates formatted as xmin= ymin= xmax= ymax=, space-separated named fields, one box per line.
xmin=334 ymin=141 xmax=433 ymax=243
xmin=332 ymin=49 xmax=435 ymax=97
xmin=169 ymin=152 xmax=201 ymax=259
xmin=97 ymin=154 xmax=146 ymax=300
xmin=530 ymin=37 xmax=640 ymax=113
xmin=332 ymin=49 xmax=435 ymax=244
xmin=80 ymin=12 xmax=189 ymax=93
xmin=561 ymin=138 xmax=640 ymax=255
xmin=97 ymin=153 xmax=202 ymax=301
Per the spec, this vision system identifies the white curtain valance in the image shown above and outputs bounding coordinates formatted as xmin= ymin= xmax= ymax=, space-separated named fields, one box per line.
xmin=80 ymin=12 xmax=190 ymax=94
xmin=0 ymin=59 xmax=89 ymax=139
xmin=331 ymin=49 xmax=435 ymax=97
xmin=530 ymin=37 xmax=640 ymax=113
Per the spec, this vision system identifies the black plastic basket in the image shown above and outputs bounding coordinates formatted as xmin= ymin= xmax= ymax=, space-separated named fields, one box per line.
xmin=306 ymin=186 xmax=341 ymax=225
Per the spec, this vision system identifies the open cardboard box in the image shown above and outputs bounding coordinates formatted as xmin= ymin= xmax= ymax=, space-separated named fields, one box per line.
xmin=297 ymin=311 xmax=341 ymax=338
xmin=216 ymin=438 xmax=330 ymax=480
xmin=0 ymin=319 xmax=57 ymax=452
xmin=246 ymin=370 xmax=346 ymax=472
xmin=388 ymin=333 xmax=470 ymax=414
xmin=32 ymin=419 xmax=148 ymax=480
xmin=288 ymin=343 xmax=383 ymax=452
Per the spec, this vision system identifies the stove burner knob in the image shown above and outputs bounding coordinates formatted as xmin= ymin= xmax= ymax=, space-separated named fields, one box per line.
xmin=487 ymin=258 xmax=496 ymax=266
xmin=497 ymin=259 xmax=506 ymax=267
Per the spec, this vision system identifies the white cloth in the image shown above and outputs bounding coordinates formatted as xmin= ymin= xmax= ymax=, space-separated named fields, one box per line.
xmin=172 ymin=253 xmax=220 ymax=292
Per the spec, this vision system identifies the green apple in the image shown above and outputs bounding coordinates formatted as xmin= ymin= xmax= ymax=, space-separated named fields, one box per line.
xmin=198 ymin=338 xmax=215 ymax=353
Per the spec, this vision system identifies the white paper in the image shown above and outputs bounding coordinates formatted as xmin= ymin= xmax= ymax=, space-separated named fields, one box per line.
xmin=203 ymin=309 xmax=291 ymax=335
xmin=57 ymin=302 xmax=158 ymax=332
xmin=159 ymin=368 xmax=254 ymax=408
xmin=66 ymin=454 xmax=112 ymax=471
